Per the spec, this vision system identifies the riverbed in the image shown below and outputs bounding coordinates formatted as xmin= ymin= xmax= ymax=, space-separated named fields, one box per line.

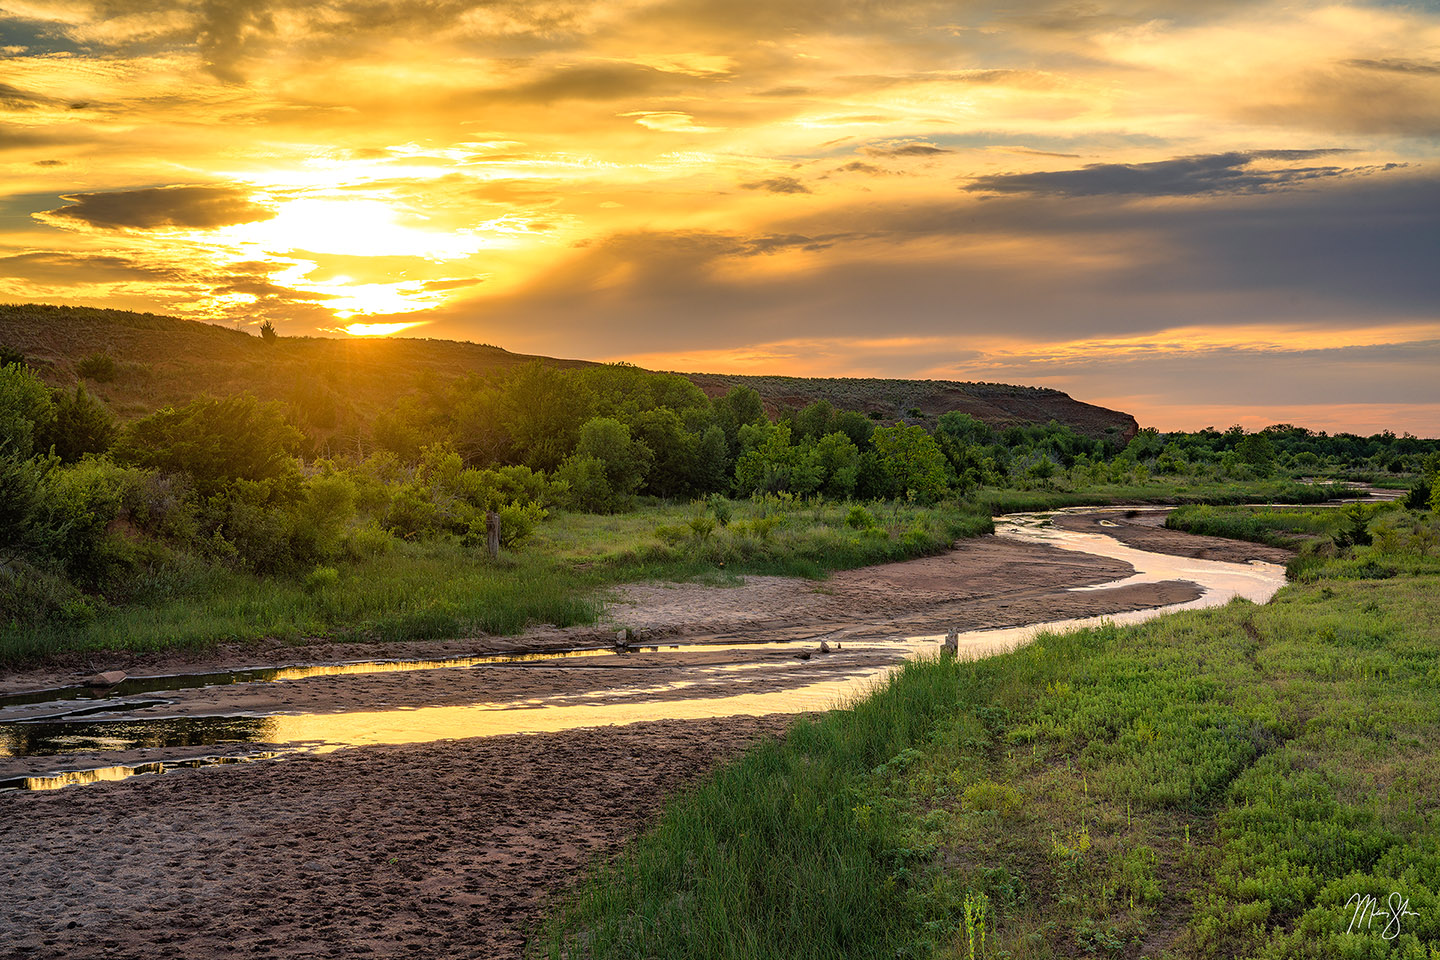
xmin=0 ymin=509 xmax=1289 ymax=958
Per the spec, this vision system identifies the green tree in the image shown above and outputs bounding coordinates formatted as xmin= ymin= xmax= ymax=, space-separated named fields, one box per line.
xmin=1236 ymin=432 xmax=1276 ymax=476
xmin=713 ymin=385 xmax=766 ymax=453
xmin=561 ymin=417 xmax=652 ymax=510
xmin=734 ymin=423 xmax=822 ymax=496
xmin=794 ymin=400 xmax=836 ymax=441
xmin=872 ymin=425 xmax=950 ymax=503
xmin=114 ymin=394 xmax=303 ymax=496
xmin=0 ymin=362 xmax=57 ymax=459
xmin=48 ymin=383 xmax=116 ymax=462
xmin=812 ymin=431 xmax=860 ymax=498
xmin=631 ymin=407 xmax=696 ymax=499
xmin=500 ymin=362 xmax=591 ymax=471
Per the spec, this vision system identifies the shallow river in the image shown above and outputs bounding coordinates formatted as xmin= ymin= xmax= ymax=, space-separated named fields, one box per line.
xmin=0 ymin=508 xmax=1287 ymax=790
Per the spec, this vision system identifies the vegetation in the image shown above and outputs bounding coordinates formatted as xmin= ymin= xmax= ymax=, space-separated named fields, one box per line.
xmin=2 ymin=328 xmax=1437 ymax=662
xmin=537 ymin=504 xmax=1440 ymax=958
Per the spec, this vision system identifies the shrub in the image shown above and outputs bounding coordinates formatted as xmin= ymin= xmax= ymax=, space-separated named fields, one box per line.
xmin=259 ymin=320 xmax=278 ymax=343
xmin=847 ymin=505 xmax=877 ymax=529
xmin=303 ymin=565 xmax=340 ymax=593
xmin=76 ymin=351 xmax=117 ymax=383
xmin=49 ymin=383 xmax=116 ymax=462
xmin=0 ymin=362 xmax=56 ymax=459
xmin=0 ymin=344 xmax=25 ymax=368
xmin=115 ymin=394 xmax=303 ymax=496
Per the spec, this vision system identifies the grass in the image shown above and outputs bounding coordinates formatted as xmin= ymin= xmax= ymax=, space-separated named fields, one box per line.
xmin=1164 ymin=503 xmax=1381 ymax=547
xmin=534 ymin=522 xmax=1440 ymax=958
xmin=0 ymin=497 xmax=990 ymax=665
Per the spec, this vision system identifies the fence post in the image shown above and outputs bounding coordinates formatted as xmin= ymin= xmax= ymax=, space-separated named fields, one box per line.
xmin=486 ymin=510 xmax=501 ymax=559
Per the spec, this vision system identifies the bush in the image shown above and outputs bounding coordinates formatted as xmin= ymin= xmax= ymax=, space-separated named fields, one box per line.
xmin=76 ymin=351 xmax=117 ymax=383
xmin=847 ymin=505 xmax=877 ymax=529
xmin=304 ymin=565 xmax=340 ymax=593
xmin=0 ymin=362 xmax=56 ymax=459
xmin=115 ymin=394 xmax=303 ymax=496
xmin=49 ymin=383 xmax=116 ymax=462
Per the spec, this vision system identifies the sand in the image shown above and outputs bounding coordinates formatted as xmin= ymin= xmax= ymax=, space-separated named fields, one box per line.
xmin=0 ymin=522 xmax=1262 ymax=959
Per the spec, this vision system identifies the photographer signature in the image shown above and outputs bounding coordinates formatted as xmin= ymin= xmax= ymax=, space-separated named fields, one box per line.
xmin=1346 ymin=892 xmax=1419 ymax=940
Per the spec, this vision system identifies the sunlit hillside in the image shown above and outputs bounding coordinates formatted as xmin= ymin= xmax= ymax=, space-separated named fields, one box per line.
xmin=0 ymin=303 xmax=1139 ymax=452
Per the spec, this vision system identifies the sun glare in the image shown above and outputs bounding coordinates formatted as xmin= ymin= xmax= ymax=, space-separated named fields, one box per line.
xmin=223 ymin=197 xmax=488 ymax=260
xmin=343 ymin=321 xmax=429 ymax=337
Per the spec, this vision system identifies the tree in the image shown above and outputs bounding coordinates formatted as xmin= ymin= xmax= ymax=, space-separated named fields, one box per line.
xmin=872 ymin=425 xmax=950 ymax=503
xmin=259 ymin=320 xmax=278 ymax=342
xmin=631 ymin=407 xmax=697 ymax=499
xmin=0 ymin=362 xmax=57 ymax=459
xmin=713 ymin=385 xmax=766 ymax=453
xmin=114 ymin=394 xmax=303 ymax=496
xmin=554 ymin=419 xmax=652 ymax=514
xmin=48 ymin=383 xmax=116 ymax=462
xmin=1236 ymin=432 xmax=1276 ymax=476
xmin=499 ymin=362 xmax=591 ymax=471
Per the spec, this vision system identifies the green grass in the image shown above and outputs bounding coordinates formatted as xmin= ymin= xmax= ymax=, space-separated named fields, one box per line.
xmin=0 ymin=498 xmax=991 ymax=665
xmin=1164 ymin=503 xmax=1380 ymax=547
xmin=534 ymin=538 xmax=1440 ymax=958
xmin=972 ymin=478 xmax=1355 ymax=516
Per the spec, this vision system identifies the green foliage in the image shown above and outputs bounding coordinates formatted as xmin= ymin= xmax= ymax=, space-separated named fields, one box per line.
xmin=75 ymin=350 xmax=117 ymax=382
xmin=872 ymin=424 xmax=950 ymax=504
xmin=0 ymin=361 xmax=57 ymax=459
xmin=49 ymin=383 xmax=116 ymax=462
xmin=560 ymin=417 xmax=651 ymax=511
xmin=0 ymin=344 xmax=25 ymax=368
xmin=539 ymin=535 xmax=1440 ymax=960
xmin=500 ymin=362 xmax=592 ymax=471
xmin=115 ymin=394 xmax=303 ymax=496
xmin=846 ymin=504 xmax=877 ymax=529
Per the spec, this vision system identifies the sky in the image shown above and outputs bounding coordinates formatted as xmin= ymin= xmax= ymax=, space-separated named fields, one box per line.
xmin=1 ymin=0 xmax=1437 ymax=435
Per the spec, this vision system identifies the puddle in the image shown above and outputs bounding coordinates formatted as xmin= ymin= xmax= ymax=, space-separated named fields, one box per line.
xmin=0 ymin=508 xmax=1289 ymax=791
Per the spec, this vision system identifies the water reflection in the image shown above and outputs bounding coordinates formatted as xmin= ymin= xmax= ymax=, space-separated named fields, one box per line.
xmin=0 ymin=508 xmax=1290 ymax=791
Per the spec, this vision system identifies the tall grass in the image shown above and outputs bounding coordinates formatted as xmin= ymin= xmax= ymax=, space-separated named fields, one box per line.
xmin=535 ymin=537 xmax=1440 ymax=958
xmin=0 ymin=498 xmax=990 ymax=664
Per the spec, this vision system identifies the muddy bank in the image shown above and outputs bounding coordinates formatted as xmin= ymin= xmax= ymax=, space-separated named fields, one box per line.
xmin=0 ymin=534 xmax=1197 ymax=697
xmin=1049 ymin=508 xmax=1295 ymax=564
xmin=0 ymin=715 xmax=795 ymax=960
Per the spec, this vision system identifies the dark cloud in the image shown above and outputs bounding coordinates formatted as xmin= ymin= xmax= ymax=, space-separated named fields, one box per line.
xmin=861 ymin=142 xmax=953 ymax=158
xmin=964 ymin=151 xmax=1386 ymax=198
xmin=197 ymin=0 xmax=277 ymax=83
xmin=42 ymin=185 xmax=275 ymax=230
xmin=1343 ymin=58 xmax=1440 ymax=76
xmin=0 ymin=83 xmax=54 ymax=110
xmin=497 ymin=63 xmax=692 ymax=103
xmin=0 ymin=251 xmax=176 ymax=283
xmin=741 ymin=176 xmax=812 ymax=194
xmin=739 ymin=233 xmax=855 ymax=255
xmin=835 ymin=161 xmax=886 ymax=175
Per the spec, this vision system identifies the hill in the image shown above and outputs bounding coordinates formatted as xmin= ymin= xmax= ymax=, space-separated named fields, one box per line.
xmin=0 ymin=302 xmax=1138 ymax=446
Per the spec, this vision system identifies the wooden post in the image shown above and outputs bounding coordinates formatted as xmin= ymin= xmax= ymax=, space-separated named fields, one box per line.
xmin=486 ymin=510 xmax=501 ymax=559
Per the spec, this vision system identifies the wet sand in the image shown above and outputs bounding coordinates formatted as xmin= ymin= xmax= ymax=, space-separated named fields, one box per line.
xmin=0 ymin=534 xmax=1196 ymax=698
xmin=0 ymin=716 xmax=793 ymax=960
xmin=0 ymin=522 xmax=1244 ymax=959
xmin=1049 ymin=507 xmax=1295 ymax=564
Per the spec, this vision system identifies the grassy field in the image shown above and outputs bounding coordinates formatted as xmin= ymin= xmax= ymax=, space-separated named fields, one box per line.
xmin=0 ymin=479 xmax=1361 ymax=666
xmin=0 ymin=497 xmax=990 ymax=664
xmin=1164 ymin=503 xmax=1384 ymax=548
xmin=535 ymin=520 xmax=1440 ymax=958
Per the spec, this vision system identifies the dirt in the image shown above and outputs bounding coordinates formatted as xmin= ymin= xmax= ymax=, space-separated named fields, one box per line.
xmin=0 ymin=535 xmax=1197 ymax=697
xmin=0 ymin=716 xmax=793 ymax=960
xmin=0 ymin=527 xmax=1216 ymax=959
xmin=1049 ymin=508 xmax=1295 ymax=564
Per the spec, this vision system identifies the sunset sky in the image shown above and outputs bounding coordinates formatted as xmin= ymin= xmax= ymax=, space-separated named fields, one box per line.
xmin=1 ymin=0 xmax=1437 ymax=434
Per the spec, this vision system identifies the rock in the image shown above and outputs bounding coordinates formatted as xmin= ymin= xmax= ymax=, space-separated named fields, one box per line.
xmin=615 ymin=629 xmax=632 ymax=648
xmin=942 ymin=629 xmax=959 ymax=654
xmin=818 ymin=641 xmax=831 ymax=654
xmin=83 ymin=670 xmax=127 ymax=687
xmin=794 ymin=651 xmax=812 ymax=661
